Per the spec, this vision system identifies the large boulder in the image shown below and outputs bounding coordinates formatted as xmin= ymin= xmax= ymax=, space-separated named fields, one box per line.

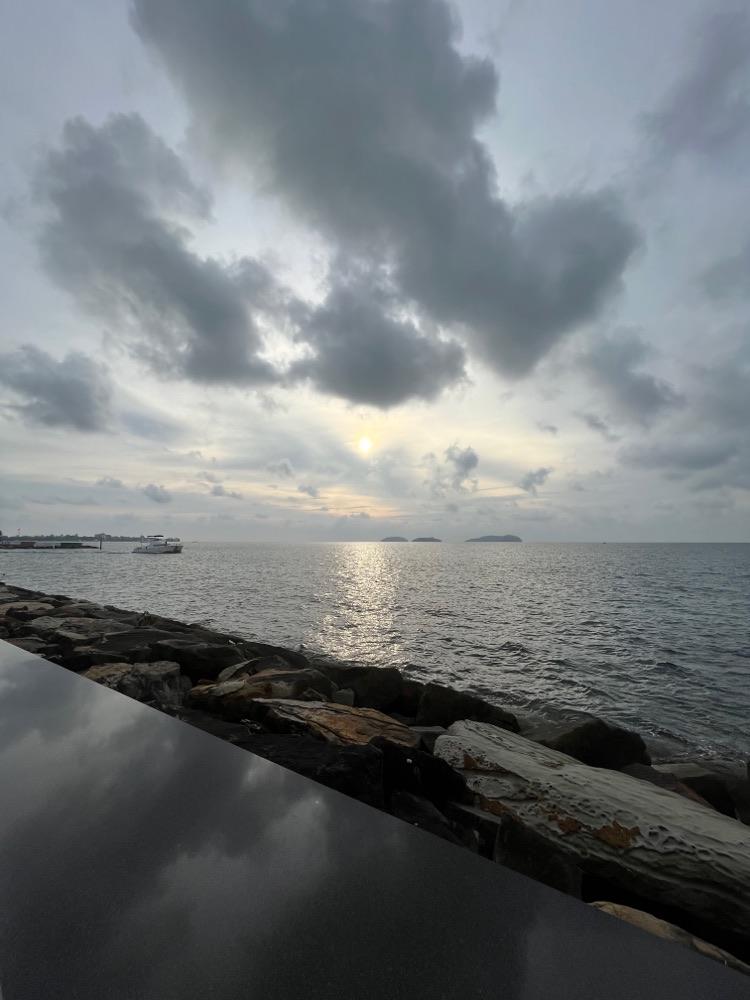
xmin=248 ymin=699 xmax=420 ymax=749
xmin=189 ymin=668 xmax=334 ymax=718
xmin=415 ymin=683 xmax=519 ymax=733
xmin=150 ymin=638 xmax=245 ymax=682
xmin=21 ymin=616 xmax=131 ymax=646
xmin=370 ymin=736 xmax=471 ymax=807
xmin=653 ymin=762 xmax=750 ymax=823
xmin=542 ymin=718 xmax=650 ymax=769
xmin=313 ymin=662 xmax=403 ymax=711
xmin=82 ymin=661 xmax=189 ymax=708
xmin=435 ymin=720 xmax=750 ymax=952
xmin=239 ymin=641 xmax=309 ymax=670
xmin=390 ymin=791 xmax=461 ymax=845
xmin=0 ymin=601 xmax=57 ymax=621
xmin=621 ymin=763 xmax=715 ymax=810
xmin=590 ymin=902 xmax=750 ymax=976
xmin=97 ymin=628 xmax=192 ymax=656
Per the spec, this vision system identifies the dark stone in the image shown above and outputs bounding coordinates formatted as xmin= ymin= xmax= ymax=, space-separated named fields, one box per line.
xmin=676 ymin=775 xmax=738 ymax=819
xmin=415 ymin=683 xmax=520 ymax=733
xmin=151 ymin=639 xmax=245 ymax=682
xmin=6 ymin=636 xmax=52 ymax=655
xmin=239 ymin=641 xmax=309 ymax=670
xmin=370 ymin=736 xmax=472 ymax=807
xmin=58 ymin=647 xmax=132 ymax=672
xmin=409 ymin=725 xmax=447 ymax=753
xmin=315 ymin=663 xmax=403 ymax=711
xmin=544 ymin=718 xmax=651 ymax=769
xmin=390 ymin=791 xmax=461 ymax=845
xmin=392 ymin=677 xmax=426 ymax=716
xmin=83 ymin=661 xmax=189 ymax=709
xmin=98 ymin=628 xmax=191 ymax=655
xmin=493 ymin=812 xmax=584 ymax=898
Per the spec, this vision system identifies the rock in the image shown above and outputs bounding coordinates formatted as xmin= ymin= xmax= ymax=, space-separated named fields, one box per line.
xmin=0 ymin=601 xmax=57 ymax=620
xmin=390 ymin=792 xmax=461 ymax=844
xmin=409 ymin=725 xmax=447 ymax=753
xmin=237 ymin=733 xmax=385 ymax=808
xmin=5 ymin=636 xmax=54 ymax=655
xmin=370 ymin=736 xmax=471 ymax=807
xmin=332 ymin=688 xmax=355 ymax=706
xmin=435 ymin=720 xmax=750 ymax=950
xmin=151 ymin=638 xmax=245 ymax=682
xmin=216 ymin=659 xmax=262 ymax=683
xmin=392 ymin=677 xmax=426 ymax=716
xmin=621 ymin=763 xmax=715 ymax=811
xmin=58 ymin=647 xmax=133 ymax=671
xmin=415 ymin=683 xmax=519 ymax=733
xmin=543 ymin=718 xmax=650 ymax=770
xmin=83 ymin=661 xmax=188 ymax=708
xmin=238 ymin=641 xmax=309 ymax=670
xmin=590 ymin=903 xmax=750 ymax=976
xmin=653 ymin=762 xmax=749 ymax=823
xmin=189 ymin=668 xmax=335 ymax=718
xmin=97 ymin=628 xmax=191 ymax=656
xmin=314 ymin=663 xmax=403 ymax=711
xmin=22 ymin=616 xmax=131 ymax=645
xmin=248 ymin=699 xmax=420 ymax=748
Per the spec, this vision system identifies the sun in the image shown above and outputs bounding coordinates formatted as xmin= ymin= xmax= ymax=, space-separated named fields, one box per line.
xmin=357 ymin=435 xmax=373 ymax=455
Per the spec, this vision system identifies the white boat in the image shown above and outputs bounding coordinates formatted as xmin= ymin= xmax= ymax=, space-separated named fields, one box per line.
xmin=132 ymin=535 xmax=183 ymax=554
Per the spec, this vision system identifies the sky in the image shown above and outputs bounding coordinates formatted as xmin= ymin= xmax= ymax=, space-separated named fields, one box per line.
xmin=1 ymin=0 xmax=749 ymax=542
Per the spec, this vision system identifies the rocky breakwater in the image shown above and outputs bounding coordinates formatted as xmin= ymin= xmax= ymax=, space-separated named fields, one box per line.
xmin=1 ymin=581 xmax=749 ymax=973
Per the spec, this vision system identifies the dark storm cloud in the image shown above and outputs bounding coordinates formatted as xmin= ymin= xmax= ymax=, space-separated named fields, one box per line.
xmin=131 ymin=0 xmax=639 ymax=377
xmin=576 ymin=411 xmax=619 ymax=442
xmin=0 ymin=345 xmax=112 ymax=431
xmin=37 ymin=114 xmax=279 ymax=387
xmin=582 ymin=331 xmax=679 ymax=425
xmin=701 ymin=241 xmax=750 ymax=300
xmin=142 ymin=483 xmax=172 ymax=503
xmin=620 ymin=439 xmax=737 ymax=472
xmin=642 ymin=9 xmax=750 ymax=160
xmin=519 ymin=467 xmax=551 ymax=495
xmin=291 ymin=275 xmax=466 ymax=406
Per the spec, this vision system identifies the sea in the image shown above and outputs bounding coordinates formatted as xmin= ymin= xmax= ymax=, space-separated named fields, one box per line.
xmin=1 ymin=541 xmax=748 ymax=762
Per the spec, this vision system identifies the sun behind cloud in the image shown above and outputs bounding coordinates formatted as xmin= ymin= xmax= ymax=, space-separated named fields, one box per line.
xmin=357 ymin=436 xmax=373 ymax=455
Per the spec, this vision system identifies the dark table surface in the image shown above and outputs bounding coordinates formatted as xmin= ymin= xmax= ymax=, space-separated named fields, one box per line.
xmin=0 ymin=639 xmax=747 ymax=999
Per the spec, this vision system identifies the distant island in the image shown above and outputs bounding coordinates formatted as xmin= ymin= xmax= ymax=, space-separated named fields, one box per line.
xmin=381 ymin=536 xmax=408 ymax=542
xmin=412 ymin=536 xmax=442 ymax=542
xmin=465 ymin=534 xmax=522 ymax=543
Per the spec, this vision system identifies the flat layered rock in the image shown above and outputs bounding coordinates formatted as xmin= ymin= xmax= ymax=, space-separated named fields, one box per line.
xmin=250 ymin=699 xmax=420 ymax=748
xmin=435 ymin=720 xmax=750 ymax=949
xmin=189 ymin=667 xmax=334 ymax=718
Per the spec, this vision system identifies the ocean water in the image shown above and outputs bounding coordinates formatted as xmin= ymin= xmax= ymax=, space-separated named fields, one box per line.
xmin=1 ymin=541 xmax=748 ymax=761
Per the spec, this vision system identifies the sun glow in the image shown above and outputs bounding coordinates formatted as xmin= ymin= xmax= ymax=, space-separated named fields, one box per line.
xmin=357 ymin=436 xmax=373 ymax=455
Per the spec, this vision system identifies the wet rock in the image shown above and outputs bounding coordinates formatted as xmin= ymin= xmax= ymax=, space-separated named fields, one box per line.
xmin=249 ymin=699 xmax=420 ymax=748
xmin=314 ymin=663 xmax=403 ymax=711
xmin=151 ymin=638 xmax=245 ymax=682
xmin=621 ymin=763 xmax=715 ymax=811
xmin=590 ymin=902 xmax=750 ymax=976
xmin=370 ymin=736 xmax=471 ymax=807
xmin=415 ymin=683 xmax=519 ymax=733
xmin=189 ymin=668 xmax=335 ymax=718
xmin=543 ymin=718 xmax=650 ymax=770
xmin=435 ymin=720 xmax=750 ymax=950
xmin=390 ymin=791 xmax=461 ymax=845
xmin=83 ymin=660 xmax=189 ymax=708
xmin=332 ymin=688 xmax=355 ymax=706
xmin=238 ymin=733 xmax=384 ymax=808
xmin=392 ymin=677 xmax=426 ymax=717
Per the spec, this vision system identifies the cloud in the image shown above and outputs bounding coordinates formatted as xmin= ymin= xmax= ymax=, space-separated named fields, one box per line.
xmin=445 ymin=444 xmax=479 ymax=491
xmin=267 ymin=459 xmax=294 ymax=479
xmin=210 ymin=483 xmax=242 ymax=500
xmin=37 ymin=114 xmax=280 ymax=387
xmin=0 ymin=345 xmax=112 ymax=431
xmin=291 ymin=273 xmax=466 ymax=407
xmin=642 ymin=9 xmax=750 ymax=160
xmin=297 ymin=484 xmax=320 ymax=498
xmin=576 ymin=411 xmax=619 ymax=442
xmin=537 ymin=422 xmax=558 ymax=435
xmin=519 ymin=467 xmax=552 ymax=495
xmin=96 ymin=477 xmax=125 ymax=488
xmin=582 ymin=331 xmax=680 ymax=425
xmin=132 ymin=0 xmax=638 ymax=378
xmin=701 ymin=240 xmax=750 ymax=301
xmin=142 ymin=483 xmax=172 ymax=503
xmin=620 ymin=438 xmax=737 ymax=472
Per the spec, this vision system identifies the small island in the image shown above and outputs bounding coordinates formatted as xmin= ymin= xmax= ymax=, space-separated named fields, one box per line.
xmin=465 ymin=534 xmax=522 ymax=543
xmin=412 ymin=536 xmax=442 ymax=542
xmin=381 ymin=536 xmax=408 ymax=542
